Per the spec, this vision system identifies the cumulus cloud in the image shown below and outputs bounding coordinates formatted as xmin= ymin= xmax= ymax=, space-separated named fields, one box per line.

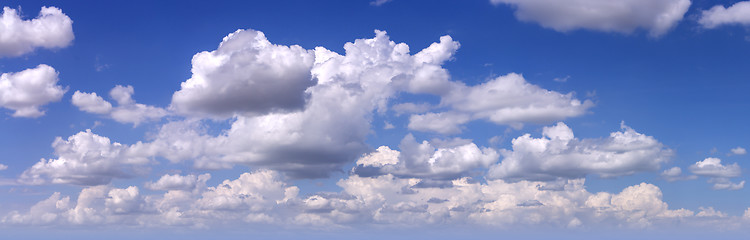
xmin=0 ymin=163 xmax=7 ymax=170
xmin=660 ymin=167 xmax=696 ymax=182
xmin=0 ymin=64 xmax=66 ymax=118
xmin=409 ymin=73 xmax=593 ymax=134
xmin=699 ymin=1 xmax=750 ymax=29
xmin=170 ymin=29 xmax=316 ymax=118
xmin=18 ymin=129 xmax=150 ymax=186
xmin=71 ymin=91 xmax=112 ymax=114
xmin=72 ymin=85 xmax=167 ymax=126
xmin=0 ymin=6 xmax=74 ymax=57
xmin=145 ymin=173 xmax=211 ymax=192
xmin=6 ymin=169 xmax=704 ymax=229
xmin=490 ymin=0 xmax=691 ymax=37
xmin=135 ymin=30 xmax=467 ymax=178
xmin=730 ymin=147 xmax=747 ymax=156
xmin=689 ymin=158 xmax=744 ymax=190
xmin=488 ymin=122 xmax=673 ymax=181
xmin=353 ymin=134 xmax=499 ymax=179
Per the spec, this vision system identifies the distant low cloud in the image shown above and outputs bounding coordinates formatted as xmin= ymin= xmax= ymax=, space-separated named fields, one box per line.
xmin=490 ymin=0 xmax=691 ymax=37
xmin=699 ymin=1 xmax=750 ymax=29
xmin=689 ymin=158 xmax=745 ymax=190
xmin=0 ymin=6 xmax=74 ymax=57
xmin=730 ymin=147 xmax=747 ymax=156
xmin=0 ymin=64 xmax=66 ymax=118
xmin=488 ymin=122 xmax=673 ymax=181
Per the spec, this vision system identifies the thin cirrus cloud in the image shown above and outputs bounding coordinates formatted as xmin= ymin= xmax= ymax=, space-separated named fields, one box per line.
xmin=0 ymin=6 xmax=74 ymax=57
xmin=0 ymin=64 xmax=67 ymax=118
xmin=698 ymin=1 xmax=750 ymax=29
xmin=490 ymin=0 xmax=691 ymax=37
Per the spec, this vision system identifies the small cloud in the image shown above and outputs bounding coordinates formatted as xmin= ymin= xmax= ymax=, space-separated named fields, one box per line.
xmin=553 ymin=75 xmax=570 ymax=83
xmin=94 ymin=56 xmax=111 ymax=72
xmin=730 ymin=147 xmax=747 ymax=156
xmin=0 ymin=163 xmax=7 ymax=170
xmin=370 ymin=0 xmax=392 ymax=6
xmin=384 ymin=121 xmax=395 ymax=130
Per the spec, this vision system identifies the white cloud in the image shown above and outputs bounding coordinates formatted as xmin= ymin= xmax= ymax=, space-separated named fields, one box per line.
xmin=488 ymin=122 xmax=673 ymax=181
xmin=170 ymin=29 xmax=316 ymax=118
xmin=689 ymin=158 xmax=744 ymax=190
xmin=391 ymin=102 xmax=432 ymax=116
xmin=145 ymin=173 xmax=211 ymax=192
xmin=689 ymin=158 xmax=741 ymax=178
xmin=409 ymin=73 xmax=593 ymax=134
xmin=585 ymin=183 xmax=693 ymax=228
xmin=18 ymin=129 xmax=150 ymax=186
xmin=353 ymin=134 xmax=499 ymax=179
xmin=660 ymin=167 xmax=696 ymax=182
xmin=139 ymin=30 xmax=465 ymax=178
xmin=72 ymin=85 xmax=167 ymax=126
xmin=0 ymin=64 xmax=66 ymax=118
xmin=730 ymin=147 xmax=747 ymax=156
xmin=490 ymin=0 xmax=691 ymax=37
xmin=0 ymin=163 xmax=7 ymax=170
xmin=370 ymin=0 xmax=392 ymax=6
xmin=71 ymin=91 xmax=112 ymax=114
xmin=696 ymin=207 xmax=727 ymax=218
xmin=699 ymin=1 xmax=750 ymax=29
xmin=0 ymin=6 xmax=74 ymax=57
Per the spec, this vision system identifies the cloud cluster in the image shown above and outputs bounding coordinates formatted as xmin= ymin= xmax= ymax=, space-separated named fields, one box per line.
xmin=0 ymin=6 xmax=74 ymax=57
xmin=170 ymin=29 xmax=316 ymax=118
xmin=490 ymin=0 xmax=691 ymax=37
xmin=5 ymin=169 xmax=707 ymax=229
xmin=0 ymin=64 xmax=66 ymax=118
xmin=73 ymin=85 xmax=167 ymax=126
xmin=353 ymin=134 xmax=499 ymax=179
xmin=409 ymin=73 xmax=593 ymax=134
xmin=18 ymin=129 xmax=150 ymax=186
xmin=699 ymin=1 xmax=750 ymax=29
xmin=123 ymin=30 xmax=473 ymax=178
xmin=689 ymin=158 xmax=744 ymax=190
xmin=488 ymin=122 xmax=673 ymax=181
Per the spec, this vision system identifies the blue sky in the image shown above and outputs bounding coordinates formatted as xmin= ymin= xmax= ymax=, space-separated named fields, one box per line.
xmin=1 ymin=0 xmax=750 ymax=238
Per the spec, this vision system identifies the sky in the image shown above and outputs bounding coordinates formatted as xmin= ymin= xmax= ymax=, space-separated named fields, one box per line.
xmin=0 ymin=0 xmax=750 ymax=239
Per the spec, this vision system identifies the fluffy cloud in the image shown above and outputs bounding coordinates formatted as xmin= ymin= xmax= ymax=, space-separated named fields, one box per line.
xmin=170 ymin=29 xmax=316 ymax=118
xmin=699 ymin=1 xmax=750 ymax=29
xmin=145 ymin=173 xmax=211 ymax=192
xmin=71 ymin=91 xmax=111 ymax=114
xmin=0 ymin=6 xmax=74 ymax=57
xmin=353 ymin=134 xmax=499 ymax=179
xmin=689 ymin=158 xmax=744 ymax=190
xmin=730 ymin=147 xmax=747 ymax=156
xmin=660 ymin=167 xmax=696 ymax=182
xmin=0 ymin=64 xmax=66 ymax=118
xmin=135 ymin=30 xmax=466 ymax=178
xmin=0 ymin=163 xmax=7 ymax=170
xmin=19 ymin=129 xmax=150 ymax=186
xmin=7 ymin=169 xmax=703 ymax=229
xmin=488 ymin=122 xmax=673 ymax=181
xmin=689 ymin=158 xmax=741 ymax=178
xmin=490 ymin=0 xmax=690 ymax=37
xmin=72 ymin=85 xmax=167 ymax=126
xmin=409 ymin=73 xmax=593 ymax=133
